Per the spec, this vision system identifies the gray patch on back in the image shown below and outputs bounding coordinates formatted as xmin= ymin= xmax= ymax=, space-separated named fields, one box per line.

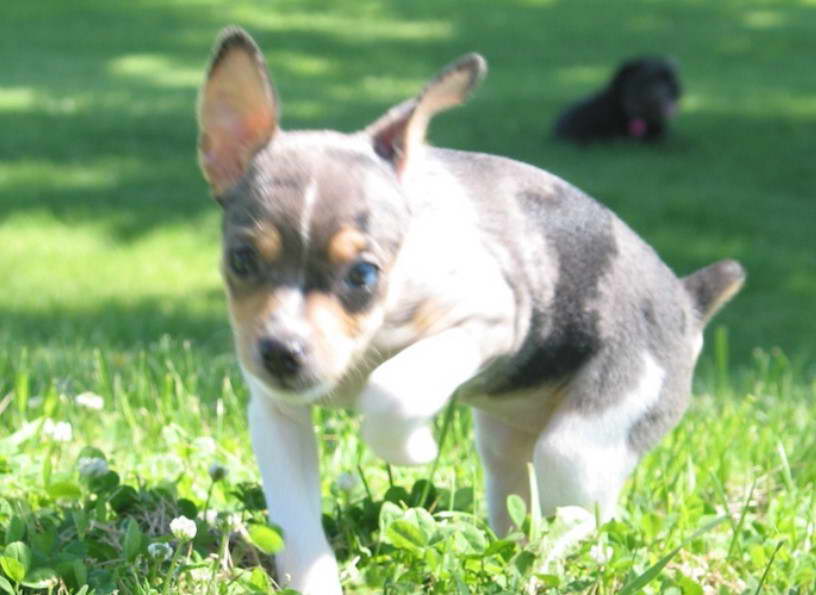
xmin=435 ymin=149 xmax=621 ymax=394
xmin=489 ymin=186 xmax=619 ymax=393
xmin=431 ymin=148 xmax=700 ymax=437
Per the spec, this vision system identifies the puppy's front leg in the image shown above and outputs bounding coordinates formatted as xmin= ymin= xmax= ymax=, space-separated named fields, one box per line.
xmin=360 ymin=328 xmax=483 ymax=465
xmin=248 ymin=394 xmax=341 ymax=595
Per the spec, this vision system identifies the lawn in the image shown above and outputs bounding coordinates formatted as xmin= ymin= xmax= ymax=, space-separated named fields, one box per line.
xmin=1 ymin=0 xmax=815 ymax=592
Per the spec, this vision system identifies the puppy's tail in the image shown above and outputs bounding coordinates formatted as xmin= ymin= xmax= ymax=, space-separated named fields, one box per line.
xmin=682 ymin=259 xmax=746 ymax=327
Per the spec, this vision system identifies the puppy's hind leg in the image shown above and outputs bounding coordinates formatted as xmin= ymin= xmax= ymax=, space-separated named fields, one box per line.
xmin=533 ymin=352 xmax=667 ymax=522
xmin=473 ymin=409 xmax=538 ymax=537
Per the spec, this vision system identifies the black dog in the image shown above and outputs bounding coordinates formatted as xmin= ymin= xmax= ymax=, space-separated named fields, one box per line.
xmin=554 ymin=57 xmax=681 ymax=143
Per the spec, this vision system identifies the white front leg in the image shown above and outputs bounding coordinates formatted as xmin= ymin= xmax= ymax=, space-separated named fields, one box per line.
xmin=360 ymin=328 xmax=484 ymax=465
xmin=248 ymin=394 xmax=341 ymax=595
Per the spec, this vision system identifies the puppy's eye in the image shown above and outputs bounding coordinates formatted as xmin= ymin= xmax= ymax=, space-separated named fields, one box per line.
xmin=346 ymin=261 xmax=379 ymax=290
xmin=228 ymin=246 xmax=259 ymax=278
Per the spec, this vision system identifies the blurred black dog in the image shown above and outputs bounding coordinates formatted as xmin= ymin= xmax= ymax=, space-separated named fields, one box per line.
xmin=554 ymin=57 xmax=681 ymax=143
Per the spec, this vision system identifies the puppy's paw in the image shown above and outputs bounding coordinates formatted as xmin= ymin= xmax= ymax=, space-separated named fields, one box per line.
xmin=289 ymin=552 xmax=343 ymax=595
xmin=400 ymin=424 xmax=439 ymax=465
xmin=362 ymin=419 xmax=438 ymax=465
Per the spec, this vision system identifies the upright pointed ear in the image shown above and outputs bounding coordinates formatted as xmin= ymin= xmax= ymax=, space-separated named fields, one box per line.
xmin=197 ymin=27 xmax=279 ymax=197
xmin=365 ymin=53 xmax=487 ymax=176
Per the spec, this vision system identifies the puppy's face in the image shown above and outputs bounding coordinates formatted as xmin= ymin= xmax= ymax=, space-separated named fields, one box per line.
xmin=221 ymin=134 xmax=408 ymax=402
xmin=615 ymin=58 xmax=681 ymax=122
xmin=197 ymin=30 xmax=484 ymax=403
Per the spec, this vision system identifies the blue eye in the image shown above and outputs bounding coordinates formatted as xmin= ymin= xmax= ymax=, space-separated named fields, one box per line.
xmin=346 ymin=261 xmax=379 ymax=289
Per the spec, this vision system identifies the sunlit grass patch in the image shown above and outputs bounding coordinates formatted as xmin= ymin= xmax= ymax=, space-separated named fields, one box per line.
xmin=0 ymin=214 xmax=220 ymax=301
xmin=108 ymin=55 xmax=204 ymax=89
xmin=227 ymin=5 xmax=453 ymax=42
xmin=0 ymin=88 xmax=38 ymax=112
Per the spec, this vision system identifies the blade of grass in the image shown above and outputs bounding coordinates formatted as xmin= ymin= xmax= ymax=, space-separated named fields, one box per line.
xmin=0 ymin=392 xmax=12 ymax=418
xmin=754 ymin=541 xmax=784 ymax=595
xmin=357 ymin=463 xmax=373 ymax=502
xmin=618 ymin=515 xmax=727 ymax=595
xmin=94 ymin=348 xmax=112 ymax=401
xmin=775 ymin=441 xmax=794 ymax=492
xmin=15 ymin=348 xmax=30 ymax=420
xmin=727 ymin=478 xmax=757 ymax=560
xmin=708 ymin=471 xmax=737 ymax=535
xmin=714 ymin=326 xmax=731 ymax=395
xmin=419 ymin=399 xmax=457 ymax=508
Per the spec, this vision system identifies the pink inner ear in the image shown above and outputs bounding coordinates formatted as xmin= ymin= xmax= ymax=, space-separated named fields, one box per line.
xmin=373 ymin=125 xmax=402 ymax=162
xmin=365 ymin=99 xmax=421 ymax=177
xmin=371 ymin=117 xmax=413 ymax=177
xmin=199 ymin=131 xmax=244 ymax=190
xmin=198 ymin=51 xmax=277 ymax=193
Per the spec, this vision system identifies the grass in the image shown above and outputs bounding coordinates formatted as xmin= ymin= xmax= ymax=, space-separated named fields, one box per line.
xmin=1 ymin=0 xmax=815 ymax=592
xmin=1 ymin=337 xmax=815 ymax=592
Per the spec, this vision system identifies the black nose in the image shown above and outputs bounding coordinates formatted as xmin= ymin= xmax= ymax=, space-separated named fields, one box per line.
xmin=258 ymin=337 xmax=306 ymax=379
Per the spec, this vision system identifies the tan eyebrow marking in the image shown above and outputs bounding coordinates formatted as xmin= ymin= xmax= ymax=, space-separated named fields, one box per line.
xmin=327 ymin=225 xmax=367 ymax=265
xmin=254 ymin=223 xmax=282 ymax=262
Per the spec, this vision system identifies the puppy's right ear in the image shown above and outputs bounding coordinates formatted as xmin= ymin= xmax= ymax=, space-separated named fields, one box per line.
xmin=365 ymin=53 xmax=486 ymax=177
xmin=197 ymin=27 xmax=279 ymax=198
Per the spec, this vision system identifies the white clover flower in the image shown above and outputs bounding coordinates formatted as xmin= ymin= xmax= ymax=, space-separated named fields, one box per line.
xmin=161 ymin=424 xmax=181 ymax=445
xmin=78 ymin=457 xmax=109 ymax=478
xmin=589 ymin=542 xmax=613 ymax=564
xmin=193 ymin=436 xmax=217 ymax=456
xmin=160 ymin=454 xmax=184 ymax=476
xmin=147 ymin=542 xmax=173 ymax=561
xmin=208 ymin=462 xmax=228 ymax=482
xmin=202 ymin=509 xmax=240 ymax=531
xmin=75 ymin=391 xmax=104 ymax=410
xmin=43 ymin=419 xmax=73 ymax=442
xmin=170 ymin=516 xmax=197 ymax=541
xmin=335 ymin=471 xmax=360 ymax=494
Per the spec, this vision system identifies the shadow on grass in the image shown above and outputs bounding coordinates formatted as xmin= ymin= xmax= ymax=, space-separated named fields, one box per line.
xmin=1 ymin=0 xmax=814 ymax=364
xmin=3 ymin=0 xmax=813 ymax=234
xmin=0 ymin=292 xmax=232 ymax=355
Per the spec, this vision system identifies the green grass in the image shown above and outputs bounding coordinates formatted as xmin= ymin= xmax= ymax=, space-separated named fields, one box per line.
xmin=1 ymin=0 xmax=815 ymax=592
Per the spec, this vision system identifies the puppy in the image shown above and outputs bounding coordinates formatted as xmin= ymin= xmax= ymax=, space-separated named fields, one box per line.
xmin=196 ymin=29 xmax=742 ymax=594
xmin=554 ymin=57 xmax=682 ymax=143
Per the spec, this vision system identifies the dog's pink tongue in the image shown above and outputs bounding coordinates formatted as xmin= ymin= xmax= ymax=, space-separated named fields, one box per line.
xmin=628 ymin=118 xmax=647 ymax=137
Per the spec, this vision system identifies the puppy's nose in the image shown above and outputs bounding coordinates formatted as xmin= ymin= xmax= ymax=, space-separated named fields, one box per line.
xmin=258 ymin=337 xmax=307 ymax=379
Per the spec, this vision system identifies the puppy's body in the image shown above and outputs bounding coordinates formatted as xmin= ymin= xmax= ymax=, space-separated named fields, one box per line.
xmin=554 ymin=57 xmax=682 ymax=143
xmin=197 ymin=30 xmax=743 ymax=594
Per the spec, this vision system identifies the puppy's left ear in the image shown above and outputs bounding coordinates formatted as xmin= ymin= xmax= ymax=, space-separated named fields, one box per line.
xmin=365 ymin=53 xmax=487 ymax=176
xmin=197 ymin=27 xmax=279 ymax=197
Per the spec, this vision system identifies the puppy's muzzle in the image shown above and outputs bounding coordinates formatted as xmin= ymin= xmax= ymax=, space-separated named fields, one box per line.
xmin=258 ymin=336 xmax=308 ymax=384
